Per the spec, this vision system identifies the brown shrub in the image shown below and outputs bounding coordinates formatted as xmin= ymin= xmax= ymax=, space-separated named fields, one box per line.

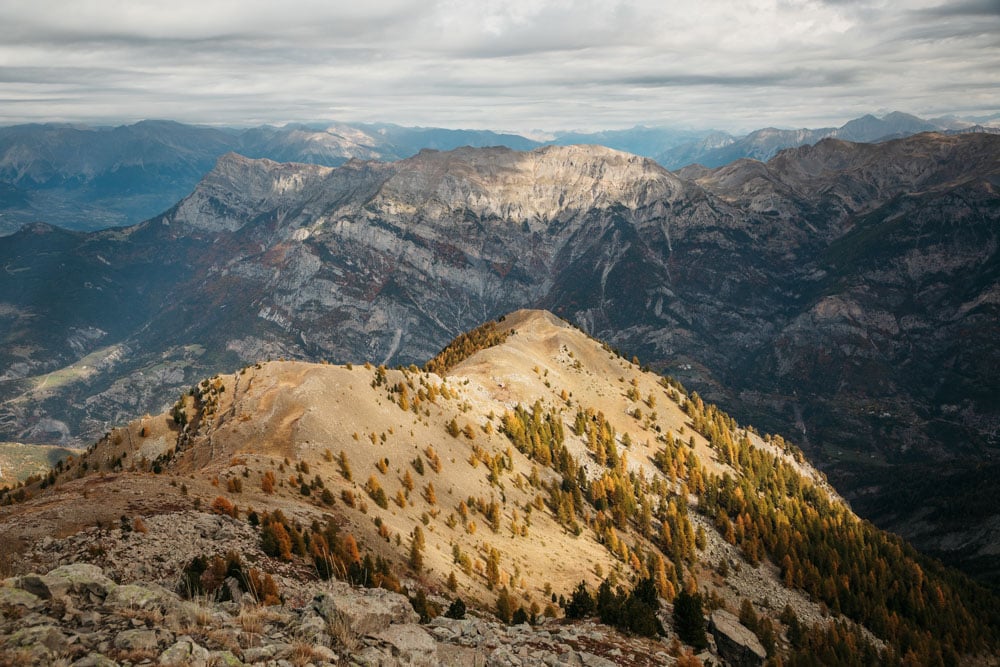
xmin=211 ymin=496 xmax=237 ymax=518
xmin=261 ymin=470 xmax=276 ymax=494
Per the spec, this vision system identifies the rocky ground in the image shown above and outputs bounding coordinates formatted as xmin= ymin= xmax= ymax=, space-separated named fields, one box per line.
xmin=0 ymin=560 xmax=753 ymax=667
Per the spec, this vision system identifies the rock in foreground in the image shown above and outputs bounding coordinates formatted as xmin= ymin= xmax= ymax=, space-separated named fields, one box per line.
xmin=0 ymin=564 xmax=698 ymax=666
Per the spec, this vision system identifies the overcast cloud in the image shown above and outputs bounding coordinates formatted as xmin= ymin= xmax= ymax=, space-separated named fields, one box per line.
xmin=0 ymin=0 xmax=997 ymax=132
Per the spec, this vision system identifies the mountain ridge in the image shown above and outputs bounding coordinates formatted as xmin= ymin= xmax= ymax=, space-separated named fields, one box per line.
xmin=2 ymin=309 xmax=997 ymax=665
xmin=1 ymin=111 xmax=996 ymax=234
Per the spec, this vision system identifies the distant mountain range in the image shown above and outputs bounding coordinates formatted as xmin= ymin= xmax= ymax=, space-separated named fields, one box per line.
xmin=1 ymin=112 xmax=996 ymax=235
xmin=652 ymin=111 xmax=999 ymax=169
xmin=2 ymin=132 xmax=998 ymax=587
xmin=0 ymin=120 xmax=540 ymax=234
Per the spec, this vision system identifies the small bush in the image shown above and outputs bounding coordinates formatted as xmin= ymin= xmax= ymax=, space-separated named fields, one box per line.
xmin=366 ymin=476 xmax=388 ymax=509
xmin=338 ymin=451 xmax=353 ymax=481
xmin=179 ymin=552 xmax=279 ymax=605
xmin=409 ymin=588 xmax=440 ymax=623
xmin=496 ymin=587 xmax=516 ymax=624
xmin=261 ymin=471 xmax=276 ymax=494
xmin=446 ymin=597 xmax=466 ymax=619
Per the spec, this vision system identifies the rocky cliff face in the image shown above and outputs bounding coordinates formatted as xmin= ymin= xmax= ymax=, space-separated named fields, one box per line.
xmin=1 ymin=133 xmax=998 ymax=583
xmin=3 ymin=113 xmax=991 ymax=234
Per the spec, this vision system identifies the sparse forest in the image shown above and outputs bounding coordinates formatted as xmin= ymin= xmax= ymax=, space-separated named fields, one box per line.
xmin=424 ymin=318 xmax=513 ymax=375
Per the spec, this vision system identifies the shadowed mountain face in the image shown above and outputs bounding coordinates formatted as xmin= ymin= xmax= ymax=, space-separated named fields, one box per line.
xmin=1 ymin=133 xmax=999 ymax=583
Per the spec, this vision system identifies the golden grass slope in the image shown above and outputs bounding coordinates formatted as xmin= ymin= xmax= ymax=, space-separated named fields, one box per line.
xmin=0 ymin=310 xmax=839 ymax=622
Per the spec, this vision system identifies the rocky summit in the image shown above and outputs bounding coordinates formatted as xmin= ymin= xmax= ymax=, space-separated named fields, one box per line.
xmin=0 ymin=133 xmax=999 ymax=586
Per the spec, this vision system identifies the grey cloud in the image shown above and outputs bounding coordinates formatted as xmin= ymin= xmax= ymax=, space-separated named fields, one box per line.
xmin=898 ymin=16 xmax=1000 ymax=42
xmin=0 ymin=67 xmax=106 ymax=85
xmin=619 ymin=69 xmax=863 ymax=89
xmin=916 ymin=0 xmax=1000 ymax=17
xmin=0 ymin=0 xmax=995 ymax=132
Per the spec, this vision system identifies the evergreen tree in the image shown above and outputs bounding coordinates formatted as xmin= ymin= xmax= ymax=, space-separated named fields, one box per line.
xmin=596 ymin=578 xmax=623 ymax=626
xmin=409 ymin=588 xmax=435 ymax=622
xmin=673 ymin=589 xmax=708 ymax=650
xmin=566 ymin=580 xmax=595 ymax=619
xmin=619 ymin=577 xmax=663 ymax=637
xmin=409 ymin=527 xmax=424 ymax=571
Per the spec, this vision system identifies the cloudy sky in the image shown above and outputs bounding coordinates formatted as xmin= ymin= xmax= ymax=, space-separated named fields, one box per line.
xmin=1 ymin=0 xmax=998 ymax=133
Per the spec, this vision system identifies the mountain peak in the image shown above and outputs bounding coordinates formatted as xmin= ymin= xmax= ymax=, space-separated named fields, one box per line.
xmin=15 ymin=220 xmax=62 ymax=235
xmin=378 ymin=143 xmax=683 ymax=224
xmin=882 ymin=110 xmax=922 ymax=122
xmin=835 ymin=111 xmax=937 ymax=142
xmin=157 ymin=142 xmax=687 ymax=240
xmin=169 ymin=153 xmax=342 ymax=233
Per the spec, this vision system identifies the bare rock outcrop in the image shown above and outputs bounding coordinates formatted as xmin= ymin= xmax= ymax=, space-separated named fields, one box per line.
xmin=312 ymin=582 xmax=419 ymax=635
xmin=709 ymin=609 xmax=766 ymax=667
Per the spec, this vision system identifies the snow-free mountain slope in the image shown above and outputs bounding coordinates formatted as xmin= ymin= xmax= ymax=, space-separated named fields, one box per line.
xmin=2 ymin=310 xmax=997 ymax=665
xmin=1 ymin=134 xmax=998 ymax=587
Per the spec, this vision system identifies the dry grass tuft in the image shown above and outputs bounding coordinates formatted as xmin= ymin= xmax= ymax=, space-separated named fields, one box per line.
xmin=173 ymin=594 xmax=215 ymax=634
xmin=290 ymin=640 xmax=322 ymax=667
xmin=0 ymin=537 xmax=24 ymax=578
xmin=0 ymin=649 xmax=41 ymax=665
xmin=117 ymin=603 xmax=164 ymax=626
xmin=194 ymin=604 xmax=213 ymax=628
xmin=113 ymin=648 xmax=158 ymax=663
xmin=238 ymin=604 xmax=266 ymax=647
xmin=205 ymin=627 xmax=241 ymax=653
xmin=327 ymin=613 xmax=359 ymax=653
